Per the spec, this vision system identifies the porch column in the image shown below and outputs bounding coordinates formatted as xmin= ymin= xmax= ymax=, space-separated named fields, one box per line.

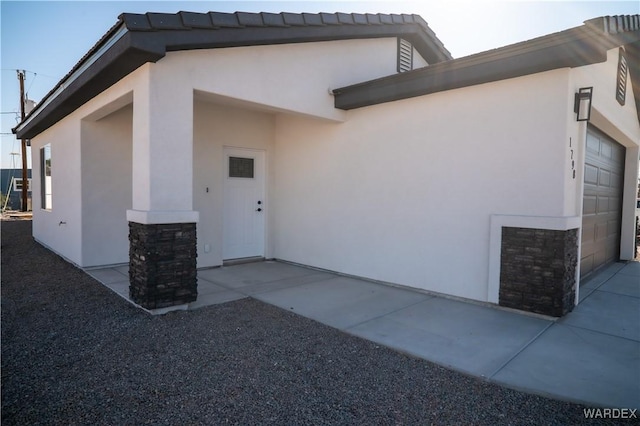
xmin=126 ymin=67 xmax=198 ymax=309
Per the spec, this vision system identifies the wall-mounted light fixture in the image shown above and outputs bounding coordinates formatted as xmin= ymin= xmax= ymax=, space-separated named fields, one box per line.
xmin=574 ymin=87 xmax=593 ymax=122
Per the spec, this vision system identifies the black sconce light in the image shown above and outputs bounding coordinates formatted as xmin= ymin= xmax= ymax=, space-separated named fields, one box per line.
xmin=574 ymin=87 xmax=593 ymax=122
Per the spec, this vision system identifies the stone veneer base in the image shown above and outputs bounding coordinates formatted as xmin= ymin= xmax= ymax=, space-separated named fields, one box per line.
xmin=129 ymin=222 xmax=197 ymax=309
xmin=499 ymin=227 xmax=578 ymax=317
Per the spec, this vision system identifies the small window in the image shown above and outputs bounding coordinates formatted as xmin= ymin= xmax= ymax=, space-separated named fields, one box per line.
xmin=12 ymin=178 xmax=31 ymax=192
xmin=40 ymin=144 xmax=52 ymax=209
xmin=229 ymin=157 xmax=254 ymax=178
xmin=616 ymin=48 xmax=628 ymax=106
xmin=397 ymin=38 xmax=413 ymax=73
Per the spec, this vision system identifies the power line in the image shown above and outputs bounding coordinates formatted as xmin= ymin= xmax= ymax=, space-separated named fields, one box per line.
xmin=26 ymin=73 xmax=37 ymax=94
xmin=1 ymin=68 xmax=58 ymax=79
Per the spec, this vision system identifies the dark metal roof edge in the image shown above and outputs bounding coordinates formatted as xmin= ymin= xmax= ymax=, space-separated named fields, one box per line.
xmin=15 ymin=34 xmax=164 ymax=139
xmin=333 ymin=18 xmax=640 ymax=112
xmin=333 ymin=26 xmax=597 ymax=94
xmin=121 ymin=11 xmax=451 ymax=61
xmin=13 ymin=18 xmax=129 ymax=136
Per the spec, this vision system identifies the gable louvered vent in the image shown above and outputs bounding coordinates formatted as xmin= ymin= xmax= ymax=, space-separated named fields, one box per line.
xmin=397 ymin=38 xmax=413 ymax=73
xmin=616 ymin=48 xmax=628 ymax=106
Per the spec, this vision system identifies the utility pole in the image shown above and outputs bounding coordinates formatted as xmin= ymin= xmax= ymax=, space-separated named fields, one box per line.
xmin=17 ymin=70 xmax=28 ymax=212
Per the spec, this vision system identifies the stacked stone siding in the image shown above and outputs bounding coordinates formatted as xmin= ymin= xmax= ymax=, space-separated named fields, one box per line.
xmin=499 ymin=227 xmax=578 ymax=317
xmin=129 ymin=222 xmax=197 ymax=309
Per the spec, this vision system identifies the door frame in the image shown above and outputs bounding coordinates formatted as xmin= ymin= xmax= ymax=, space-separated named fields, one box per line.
xmin=222 ymin=146 xmax=267 ymax=260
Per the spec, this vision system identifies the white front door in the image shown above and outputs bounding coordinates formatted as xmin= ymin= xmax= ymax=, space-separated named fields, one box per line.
xmin=223 ymin=147 xmax=265 ymax=260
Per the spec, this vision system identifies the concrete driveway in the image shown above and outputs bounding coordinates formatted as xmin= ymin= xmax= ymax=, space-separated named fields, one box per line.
xmin=87 ymin=259 xmax=640 ymax=409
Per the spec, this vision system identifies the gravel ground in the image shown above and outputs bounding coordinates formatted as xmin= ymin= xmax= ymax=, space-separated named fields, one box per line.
xmin=1 ymin=220 xmax=620 ymax=425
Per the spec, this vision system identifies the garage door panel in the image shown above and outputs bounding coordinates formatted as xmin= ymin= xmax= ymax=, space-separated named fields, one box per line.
xmin=612 ymin=147 xmax=624 ymax=164
xmin=580 ymin=127 xmax=625 ymax=281
xmin=609 ymin=196 xmax=620 ymax=212
xmin=608 ymin=219 xmax=620 ymax=236
xmin=598 ymin=169 xmax=611 ymax=186
xmin=606 ymin=240 xmax=619 ymax=262
xmin=593 ymin=249 xmax=606 ymax=267
xmin=584 ymin=164 xmax=599 ymax=184
xmin=581 ymin=254 xmax=594 ymax=277
xmin=611 ymin=172 xmax=622 ymax=189
xmin=583 ymin=196 xmax=597 ymax=215
xmin=582 ymin=223 xmax=596 ymax=241
xmin=595 ymin=222 xmax=608 ymax=241
xmin=596 ymin=196 xmax=610 ymax=214
xmin=586 ymin=133 xmax=600 ymax=153
xmin=581 ymin=239 xmax=595 ymax=257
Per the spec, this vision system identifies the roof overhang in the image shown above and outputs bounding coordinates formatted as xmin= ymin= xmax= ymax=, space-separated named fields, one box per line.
xmin=333 ymin=15 xmax=640 ymax=126
xmin=15 ymin=27 xmax=164 ymax=140
xmin=13 ymin=11 xmax=451 ymax=140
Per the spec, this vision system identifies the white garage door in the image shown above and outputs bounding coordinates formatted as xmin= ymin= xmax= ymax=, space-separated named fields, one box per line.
xmin=581 ymin=127 xmax=625 ymax=280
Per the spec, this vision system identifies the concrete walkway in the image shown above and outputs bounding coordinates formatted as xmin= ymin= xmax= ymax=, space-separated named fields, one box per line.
xmin=86 ymin=260 xmax=640 ymax=409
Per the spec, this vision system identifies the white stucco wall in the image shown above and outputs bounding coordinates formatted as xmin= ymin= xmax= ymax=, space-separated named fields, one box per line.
xmin=80 ymin=105 xmax=133 ymax=267
xmin=573 ymin=48 xmax=640 ymax=146
xmin=413 ymin=45 xmax=429 ymax=69
xmin=125 ymin=62 xmax=200 ymax=226
xmin=30 ymin=70 xmax=141 ymax=267
xmin=30 ymin=115 xmax=83 ymax=265
xmin=272 ymin=69 xmax=573 ymax=302
xmin=162 ymin=38 xmax=405 ymax=122
xmin=193 ymin=100 xmax=275 ymax=268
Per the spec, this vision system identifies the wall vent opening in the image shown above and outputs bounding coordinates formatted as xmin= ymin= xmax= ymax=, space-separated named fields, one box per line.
xmin=616 ymin=47 xmax=628 ymax=106
xmin=397 ymin=38 xmax=413 ymax=73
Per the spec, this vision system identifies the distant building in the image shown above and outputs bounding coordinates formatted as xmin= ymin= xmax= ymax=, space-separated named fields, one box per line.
xmin=1 ymin=168 xmax=32 ymax=211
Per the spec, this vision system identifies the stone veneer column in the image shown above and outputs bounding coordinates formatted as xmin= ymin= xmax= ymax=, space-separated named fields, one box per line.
xmin=499 ymin=227 xmax=578 ymax=317
xmin=129 ymin=222 xmax=197 ymax=309
xmin=128 ymin=66 xmax=198 ymax=309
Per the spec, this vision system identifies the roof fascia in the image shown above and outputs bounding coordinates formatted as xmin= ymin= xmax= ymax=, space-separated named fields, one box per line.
xmin=333 ymin=25 xmax=636 ymax=110
xmin=152 ymin=22 xmax=438 ymax=53
xmin=14 ymin=28 xmax=164 ymax=139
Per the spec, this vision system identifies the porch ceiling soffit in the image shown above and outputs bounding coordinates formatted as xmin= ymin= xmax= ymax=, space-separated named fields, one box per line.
xmin=333 ymin=14 xmax=640 ymax=127
xmin=13 ymin=11 xmax=451 ymax=140
xmin=193 ymin=90 xmax=346 ymax=122
xmin=82 ymin=91 xmax=134 ymax=122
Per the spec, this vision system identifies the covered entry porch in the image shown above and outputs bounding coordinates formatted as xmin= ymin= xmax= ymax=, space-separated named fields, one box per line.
xmin=78 ymin=55 xmax=343 ymax=309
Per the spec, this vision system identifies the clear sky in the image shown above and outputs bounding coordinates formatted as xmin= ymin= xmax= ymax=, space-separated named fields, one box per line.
xmin=1 ymin=0 xmax=638 ymax=169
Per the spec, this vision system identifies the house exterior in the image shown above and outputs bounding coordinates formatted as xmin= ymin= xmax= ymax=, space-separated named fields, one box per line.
xmin=14 ymin=11 xmax=640 ymax=316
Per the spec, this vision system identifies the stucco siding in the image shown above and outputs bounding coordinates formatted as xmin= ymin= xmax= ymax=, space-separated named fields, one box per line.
xmin=413 ymin=45 xmax=429 ymax=69
xmin=30 ymin=113 xmax=83 ymax=265
xmin=193 ymin=100 xmax=275 ymax=268
xmin=273 ymin=70 xmax=571 ymax=302
xmin=80 ymin=105 xmax=133 ymax=267
xmin=573 ymin=48 xmax=640 ymax=146
xmin=163 ymin=38 xmax=403 ymax=122
xmin=30 ymin=68 xmax=144 ymax=267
